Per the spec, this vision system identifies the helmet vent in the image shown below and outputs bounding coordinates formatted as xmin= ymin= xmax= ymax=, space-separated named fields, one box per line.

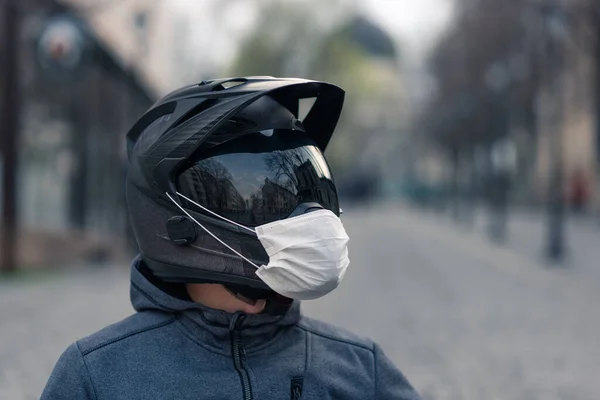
xmin=173 ymin=98 xmax=219 ymax=128
xmin=213 ymin=79 xmax=247 ymax=91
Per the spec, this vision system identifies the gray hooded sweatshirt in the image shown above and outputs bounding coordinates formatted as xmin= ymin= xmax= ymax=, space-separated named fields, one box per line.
xmin=41 ymin=260 xmax=420 ymax=399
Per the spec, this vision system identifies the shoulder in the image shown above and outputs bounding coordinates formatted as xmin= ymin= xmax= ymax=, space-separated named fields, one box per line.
xmin=296 ymin=316 xmax=375 ymax=353
xmin=76 ymin=311 xmax=176 ymax=356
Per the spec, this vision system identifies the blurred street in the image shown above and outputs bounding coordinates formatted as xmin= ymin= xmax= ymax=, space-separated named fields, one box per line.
xmin=463 ymin=206 xmax=600 ymax=279
xmin=2 ymin=204 xmax=599 ymax=400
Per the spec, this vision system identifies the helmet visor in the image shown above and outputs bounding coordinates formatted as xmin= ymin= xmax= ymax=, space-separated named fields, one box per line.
xmin=176 ymin=130 xmax=339 ymax=226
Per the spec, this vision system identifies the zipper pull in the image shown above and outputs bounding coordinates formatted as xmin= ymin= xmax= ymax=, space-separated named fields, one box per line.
xmin=236 ymin=314 xmax=246 ymax=330
xmin=229 ymin=314 xmax=239 ymax=332
xmin=229 ymin=312 xmax=246 ymax=332
xmin=290 ymin=376 xmax=303 ymax=400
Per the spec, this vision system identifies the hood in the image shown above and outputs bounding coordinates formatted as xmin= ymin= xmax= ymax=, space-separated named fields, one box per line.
xmin=129 ymin=256 xmax=302 ymax=351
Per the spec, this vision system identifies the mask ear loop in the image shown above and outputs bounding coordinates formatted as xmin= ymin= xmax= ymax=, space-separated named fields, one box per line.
xmin=176 ymin=192 xmax=256 ymax=234
xmin=165 ymin=192 xmax=261 ymax=270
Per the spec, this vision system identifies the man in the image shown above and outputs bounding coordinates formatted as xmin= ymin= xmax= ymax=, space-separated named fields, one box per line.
xmin=42 ymin=77 xmax=420 ymax=399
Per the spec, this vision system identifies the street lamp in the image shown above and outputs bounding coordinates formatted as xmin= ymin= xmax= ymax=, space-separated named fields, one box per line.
xmin=539 ymin=1 xmax=568 ymax=263
xmin=483 ymin=61 xmax=515 ymax=242
xmin=1 ymin=0 xmax=21 ymax=275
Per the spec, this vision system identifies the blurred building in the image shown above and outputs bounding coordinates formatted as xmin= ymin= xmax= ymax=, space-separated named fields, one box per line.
xmin=60 ymin=0 xmax=201 ymax=95
xmin=295 ymin=160 xmax=338 ymax=207
xmin=1 ymin=0 xmax=154 ymax=268
xmin=262 ymin=179 xmax=296 ymax=217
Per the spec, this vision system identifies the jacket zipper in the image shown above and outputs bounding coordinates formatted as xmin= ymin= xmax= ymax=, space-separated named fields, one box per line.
xmin=230 ymin=314 xmax=253 ymax=400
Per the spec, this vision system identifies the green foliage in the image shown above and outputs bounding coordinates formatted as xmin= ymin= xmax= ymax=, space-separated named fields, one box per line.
xmin=228 ymin=1 xmax=400 ymax=175
xmin=229 ymin=1 xmax=322 ymax=77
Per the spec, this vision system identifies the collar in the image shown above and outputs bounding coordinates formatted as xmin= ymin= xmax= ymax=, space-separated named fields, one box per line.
xmin=129 ymin=257 xmax=301 ymax=353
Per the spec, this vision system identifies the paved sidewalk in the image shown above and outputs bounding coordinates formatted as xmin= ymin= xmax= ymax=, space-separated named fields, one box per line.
xmin=0 ymin=266 xmax=132 ymax=400
xmin=443 ymin=204 xmax=600 ymax=279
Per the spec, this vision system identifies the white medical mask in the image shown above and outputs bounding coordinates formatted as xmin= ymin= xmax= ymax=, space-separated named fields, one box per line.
xmin=254 ymin=209 xmax=349 ymax=300
xmin=167 ymin=192 xmax=350 ymax=300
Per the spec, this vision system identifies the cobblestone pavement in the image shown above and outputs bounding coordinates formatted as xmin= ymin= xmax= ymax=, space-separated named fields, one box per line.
xmin=1 ymin=203 xmax=599 ymax=399
xmin=467 ymin=206 xmax=600 ymax=280
xmin=0 ymin=266 xmax=132 ymax=400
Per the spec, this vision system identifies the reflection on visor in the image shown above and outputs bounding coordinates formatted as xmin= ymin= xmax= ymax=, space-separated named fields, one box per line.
xmin=176 ymin=131 xmax=339 ymax=226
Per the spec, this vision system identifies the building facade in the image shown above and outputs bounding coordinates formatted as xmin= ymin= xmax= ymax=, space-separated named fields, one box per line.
xmin=1 ymin=0 xmax=154 ymax=267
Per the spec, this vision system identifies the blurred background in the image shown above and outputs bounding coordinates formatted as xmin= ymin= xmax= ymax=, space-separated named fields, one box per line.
xmin=1 ymin=0 xmax=599 ymax=399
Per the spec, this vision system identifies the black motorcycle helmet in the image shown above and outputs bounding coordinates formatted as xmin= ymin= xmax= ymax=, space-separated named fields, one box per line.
xmin=125 ymin=77 xmax=344 ymax=309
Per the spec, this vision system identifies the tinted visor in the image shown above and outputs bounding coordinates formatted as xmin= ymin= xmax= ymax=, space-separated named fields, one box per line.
xmin=176 ymin=130 xmax=339 ymax=226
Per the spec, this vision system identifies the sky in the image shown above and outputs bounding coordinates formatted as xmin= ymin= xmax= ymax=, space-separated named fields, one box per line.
xmin=172 ymin=0 xmax=455 ymax=71
xmin=362 ymin=0 xmax=454 ymax=60
xmin=360 ymin=0 xmax=455 ymax=106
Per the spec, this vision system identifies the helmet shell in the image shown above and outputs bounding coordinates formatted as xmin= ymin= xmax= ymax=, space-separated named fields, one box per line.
xmin=126 ymin=77 xmax=344 ymax=287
